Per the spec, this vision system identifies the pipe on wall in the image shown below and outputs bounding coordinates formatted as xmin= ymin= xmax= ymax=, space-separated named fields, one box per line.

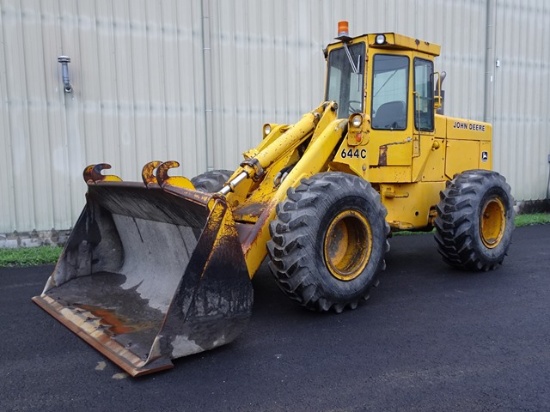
xmin=483 ymin=0 xmax=496 ymax=123
xmin=201 ymin=0 xmax=215 ymax=172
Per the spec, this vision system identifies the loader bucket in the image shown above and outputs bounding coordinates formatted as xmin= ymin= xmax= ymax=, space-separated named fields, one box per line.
xmin=32 ymin=170 xmax=253 ymax=377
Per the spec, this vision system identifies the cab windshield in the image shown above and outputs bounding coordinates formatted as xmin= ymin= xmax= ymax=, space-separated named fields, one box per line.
xmin=325 ymin=42 xmax=366 ymax=118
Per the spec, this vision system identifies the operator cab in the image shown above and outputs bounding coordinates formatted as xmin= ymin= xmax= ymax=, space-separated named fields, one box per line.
xmin=324 ymin=23 xmax=441 ymax=133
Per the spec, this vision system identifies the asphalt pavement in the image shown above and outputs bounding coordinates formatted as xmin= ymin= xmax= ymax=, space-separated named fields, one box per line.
xmin=1 ymin=225 xmax=549 ymax=411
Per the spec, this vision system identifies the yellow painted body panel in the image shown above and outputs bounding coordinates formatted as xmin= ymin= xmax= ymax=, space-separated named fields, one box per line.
xmin=332 ymin=141 xmax=369 ymax=179
xmin=445 ymin=116 xmax=492 ymax=141
xmin=445 ymin=140 xmax=482 ymax=178
xmin=441 ymin=115 xmax=492 ymax=178
xmin=480 ymin=141 xmax=492 ymax=169
xmin=412 ymin=137 xmax=446 ymax=182
xmin=366 ymin=33 xmax=441 ymax=56
xmin=327 ymin=32 xmax=441 ymax=57
xmin=380 ymin=181 xmax=445 ymax=230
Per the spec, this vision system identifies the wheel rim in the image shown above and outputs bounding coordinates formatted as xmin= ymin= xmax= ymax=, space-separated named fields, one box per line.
xmin=323 ymin=210 xmax=373 ymax=281
xmin=480 ymin=197 xmax=506 ymax=249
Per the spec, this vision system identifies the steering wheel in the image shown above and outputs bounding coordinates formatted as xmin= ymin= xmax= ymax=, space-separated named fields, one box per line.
xmin=349 ymin=100 xmax=362 ymax=114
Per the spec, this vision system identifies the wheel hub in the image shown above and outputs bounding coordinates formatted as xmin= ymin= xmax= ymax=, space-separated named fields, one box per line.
xmin=323 ymin=210 xmax=372 ymax=281
xmin=480 ymin=197 xmax=506 ymax=248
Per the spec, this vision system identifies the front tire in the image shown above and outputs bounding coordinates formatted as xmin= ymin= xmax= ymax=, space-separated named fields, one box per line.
xmin=267 ymin=172 xmax=390 ymax=313
xmin=435 ymin=170 xmax=515 ymax=271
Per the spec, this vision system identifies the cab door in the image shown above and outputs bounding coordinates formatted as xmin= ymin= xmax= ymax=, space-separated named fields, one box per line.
xmin=411 ymin=58 xmax=445 ymax=182
xmin=368 ymin=53 xmax=413 ymax=182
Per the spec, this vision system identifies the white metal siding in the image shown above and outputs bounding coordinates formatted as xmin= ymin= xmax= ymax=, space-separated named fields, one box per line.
xmin=1 ymin=0 xmax=208 ymax=233
xmin=0 ymin=0 xmax=549 ymax=235
xmin=492 ymin=0 xmax=550 ymax=201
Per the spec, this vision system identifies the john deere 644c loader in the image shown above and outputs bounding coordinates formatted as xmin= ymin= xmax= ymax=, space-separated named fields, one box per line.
xmin=33 ymin=23 xmax=514 ymax=376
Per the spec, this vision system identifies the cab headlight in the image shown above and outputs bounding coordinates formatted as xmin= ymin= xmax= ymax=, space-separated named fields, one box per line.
xmin=375 ymin=34 xmax=386 ymax=45
xmin=350 ymin=114 xmax=363 ymax=128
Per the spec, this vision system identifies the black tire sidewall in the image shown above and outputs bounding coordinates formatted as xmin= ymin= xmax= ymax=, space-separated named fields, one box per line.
xmin=435 ymin=169 xmax=515 ymax=271
xmin=469 ymin=180 xmax=514 ymax=264
xmin=298 ymin=175 xmax=387 ymax=303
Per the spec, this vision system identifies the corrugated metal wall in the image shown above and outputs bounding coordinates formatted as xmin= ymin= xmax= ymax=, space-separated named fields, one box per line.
xmin=1 ymin=0 xmax=208 ymax=233
xmin=1 ymin=0 xmax=549 ymax=235
xmin=492 ymin=0 xmax=550 ymax=201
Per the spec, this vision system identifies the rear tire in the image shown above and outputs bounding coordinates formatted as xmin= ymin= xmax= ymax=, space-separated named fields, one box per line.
xmin=267 ymin=172 xmax=390 ymax=313
xmin=435 ymin=170 xmax=515 ymax=271
xmin=191 ymin=170 xmax=232 ymax=193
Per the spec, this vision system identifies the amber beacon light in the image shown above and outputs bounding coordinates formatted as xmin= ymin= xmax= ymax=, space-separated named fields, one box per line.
xmin=337 ymin=20 xmax=349 ymax=38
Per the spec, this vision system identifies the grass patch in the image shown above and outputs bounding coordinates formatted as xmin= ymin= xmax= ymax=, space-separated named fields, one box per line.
xmin=0 ymin=246 xmax=62 ymax=267
xmin=515 ymin=213 xmax=550 ymax=227
xmin=0 ymin=213 xmax=548 ymax=267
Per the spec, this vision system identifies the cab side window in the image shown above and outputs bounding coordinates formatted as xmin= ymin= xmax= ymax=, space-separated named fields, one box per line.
xmin=414 ymin=58 xmax=434 ymax=131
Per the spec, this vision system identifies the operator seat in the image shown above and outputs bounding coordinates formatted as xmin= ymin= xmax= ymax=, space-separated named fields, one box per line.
xmin=373 ymin=101 xmax=406 ymax=129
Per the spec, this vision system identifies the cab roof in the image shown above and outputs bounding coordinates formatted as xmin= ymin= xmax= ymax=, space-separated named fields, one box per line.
xmin=327 ymin=32 xmax=441 ymax=57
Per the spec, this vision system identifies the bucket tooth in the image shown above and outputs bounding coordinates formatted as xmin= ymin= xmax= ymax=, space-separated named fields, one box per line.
xmin=83 ymin=163 xmax=122 ymax=184
xmin=155 ymin=160 xmax=194 ymax=189
xmin=141 ymin=160 xmax=163 ymax=187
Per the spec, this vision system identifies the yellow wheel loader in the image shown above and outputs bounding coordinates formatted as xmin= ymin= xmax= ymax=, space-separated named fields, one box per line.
xmin=33 ymin=23 xmax=514 ymax=376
